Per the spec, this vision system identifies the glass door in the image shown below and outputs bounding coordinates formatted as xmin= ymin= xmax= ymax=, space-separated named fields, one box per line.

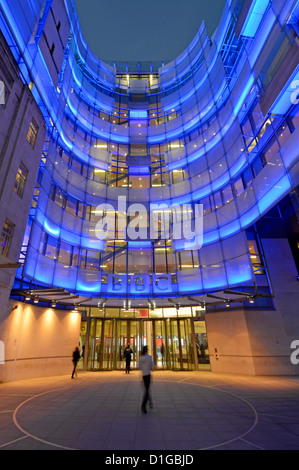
xmin=154 ymin=320 xmax=167 ymax=369
xmin=193 ymin=318 xmax=211 ymax=371
xmin=115 ymin=320 xmax=128 ymax=370
xmin=165 ymin=319 xmax=178 ymax=369
xmin=115 ymin=320 xmax=141 ymax=370
xmin=103 ymin=320 xmax=114 ymax=370
xmin=165 ymin=319 xmax=195 ymax=371
xmin=88 ymin=319 xmax=102 ymax=371
xmin=84 ymin=317 xmax=210 ymax=372
xmin=140 ymin=320 xmax=153 ymax=356
xmin=129 ymin=321 xmax=139 ymax=370
xmin=179 ymin=319 xmax=194 ymax=371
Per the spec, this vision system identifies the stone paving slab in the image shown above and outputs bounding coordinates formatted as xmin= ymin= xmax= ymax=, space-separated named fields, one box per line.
xmin=0 ymin=371 xmax=299 ymax=451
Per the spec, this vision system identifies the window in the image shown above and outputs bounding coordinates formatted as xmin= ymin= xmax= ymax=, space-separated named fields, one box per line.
xmin=27 ymin=120 xmax=39 ymax=149
xmin=179 ymin=250 xmax=194 ymax=270
xmin=214 ymin=192 xmax=223 ymax=209
xmin=172 ymin=169 xmax=185 ymax=184
xmin=39 ymin=232 xmax=48 ymax=255
xmin=77 ymin=201 xmax=84 ymax=219
xmin=71 ymin=246 xmax=79 ymax=268
xmin=251 ymin=155 xmax=265 ymax=178
xmin=49 ymin=182 xmax=56 ymax=201
xmin=14 ymin=163 xmax=28 ymax=198
xmin=45 ymin=235 xmax=58 ymax=260
xmin=242 ymin=116 xmax=254 ymax=146
xmin=65 ymin=195 xmax=78 ymax=216
xmin=248 ymin=240 xmax=264 ymax=274
xmin=277 ymin=123 xmax=291 ymax=147
xmin=58 ymin=242 xmax=72 ymax=266
xmin=201 ymin=197 xmax=211 ymax=214
xmin=233 ymin=178 xmax=244 ymax=196
xmin=70 ymin=158 xmax=82 ymax=174
xmin=251 ymin=102 xmax=265 ymax=132
xmin=54 ymin=187 xmax=65 ymax=208
xmin=154 ymin=247 xmax=167 ymax=274
xmin=114 ymin=249 xmax=127 ymax=274
xmin=242 ymin=167 xmax=253 ymax=188
xmin=93 ymin=168 xmax=106 ymax=184
xmin=0 ymin=219 xmax=15 ymax=257
xmin=222 ymin=185 xmax=234 ymax=204
xmin=130 ymin=144 xmax=148 ymax=156
xmin=263 ymin=135 xmax=279 ymax=163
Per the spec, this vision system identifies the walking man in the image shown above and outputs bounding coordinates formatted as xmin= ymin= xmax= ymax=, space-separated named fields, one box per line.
xmin=71 ymin=346 xmax=81 ymax=379
xmin=139 ymin=345 xmax=154 ymax=413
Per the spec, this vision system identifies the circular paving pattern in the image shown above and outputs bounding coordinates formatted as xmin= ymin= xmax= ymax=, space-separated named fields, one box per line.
xmin=12 ymin=376 xmax=258 ymax=450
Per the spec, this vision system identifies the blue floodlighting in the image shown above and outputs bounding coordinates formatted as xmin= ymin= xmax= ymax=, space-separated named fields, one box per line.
xmin=4 ymin=0 xmax=297 ymax=303
xmin=270 ymin=66 xmax=299 ymax=116
xmin=241 ymin=0 xmax=270 ymax=38
xmin=130 ymin=110 xmax=148 ymax=119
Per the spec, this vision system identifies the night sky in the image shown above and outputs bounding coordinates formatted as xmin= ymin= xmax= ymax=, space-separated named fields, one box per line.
xmin=74 ymin=0 xmax=227 ymax=64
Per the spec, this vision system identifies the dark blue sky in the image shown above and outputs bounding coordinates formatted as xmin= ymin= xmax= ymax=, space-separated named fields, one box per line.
xmin=74 ymin=0 xmax=227 ymax=63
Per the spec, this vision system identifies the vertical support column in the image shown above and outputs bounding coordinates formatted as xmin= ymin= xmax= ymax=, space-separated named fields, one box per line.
xmin=99 ymin=320 xmax=105 ymax=370
xmin=152 ymin=321 xmax=157 ymax=367
xmin=127 ymin=320 xmax=131 ymax=349
xmin=83 ymin=317 xmax=91 ymax=371
xmin=144 ymin=321 xmax=153 ymax=356
xmin=190 ymin=318 xmax=199 ymax=371
xmin=112 ymin=319 xmax=117 ymax=371
xmin=165 ymin=319 xmax=173 ymax=370
xmin=177 ymin=320 xmax=183 ymax=370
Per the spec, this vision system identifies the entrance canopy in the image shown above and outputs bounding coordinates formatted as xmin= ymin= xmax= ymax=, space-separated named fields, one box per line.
xmin=12 ymin=286 xmax=272 ymax=311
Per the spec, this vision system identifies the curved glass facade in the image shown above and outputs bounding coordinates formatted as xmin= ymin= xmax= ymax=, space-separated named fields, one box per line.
xmin=2 ymin=0 xmax=299 ymax=309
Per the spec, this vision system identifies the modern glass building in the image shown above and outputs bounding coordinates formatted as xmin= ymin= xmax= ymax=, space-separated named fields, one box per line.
xmin=0 ymin=0 xmax=298 ymax=380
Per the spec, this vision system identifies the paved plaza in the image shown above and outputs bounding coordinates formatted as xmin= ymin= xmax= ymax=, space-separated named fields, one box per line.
xmin=0 ymin=370 xmax=299 ymax=451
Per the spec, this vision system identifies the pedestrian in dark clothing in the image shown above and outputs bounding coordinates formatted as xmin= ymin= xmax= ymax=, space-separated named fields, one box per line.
xmin=139 ymin=345 xmax=154 ymax=413
xmin=71 ymin=346 xmax=81 ymax=379
xmin=124 ymin=344 xmax=133 ymax=374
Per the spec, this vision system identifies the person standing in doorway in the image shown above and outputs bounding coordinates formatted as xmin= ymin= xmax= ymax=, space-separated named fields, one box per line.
xmin=139 ymin=345 xmax=155 ymax=414
xmin=71 ymin=346 xmax=81 ymax=379
xmin=124 ymin=344 xmax=133 ymax=374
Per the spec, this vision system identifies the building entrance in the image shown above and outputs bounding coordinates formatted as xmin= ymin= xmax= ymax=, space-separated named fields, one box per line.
xmin=80 ymin=317 xmax=210 ymax=372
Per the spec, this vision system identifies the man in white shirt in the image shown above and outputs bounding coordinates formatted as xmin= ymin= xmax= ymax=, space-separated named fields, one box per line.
xmin=139 ymin=345 xmax=154 ymax=413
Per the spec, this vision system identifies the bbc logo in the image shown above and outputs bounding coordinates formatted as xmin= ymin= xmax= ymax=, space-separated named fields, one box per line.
xmin=0 ymin=340 xmax=4 ymax=365
xmin=0 ymin=81 xmax=5 ymax=105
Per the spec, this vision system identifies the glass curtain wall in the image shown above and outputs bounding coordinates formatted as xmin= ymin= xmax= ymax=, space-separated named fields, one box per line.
xmin=84 ymin=317 xmax=210 ymax=372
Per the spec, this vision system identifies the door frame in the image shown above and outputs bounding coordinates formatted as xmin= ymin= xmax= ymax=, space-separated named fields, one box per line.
xmin=83 ymin=316 xmax=209 ymax=372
